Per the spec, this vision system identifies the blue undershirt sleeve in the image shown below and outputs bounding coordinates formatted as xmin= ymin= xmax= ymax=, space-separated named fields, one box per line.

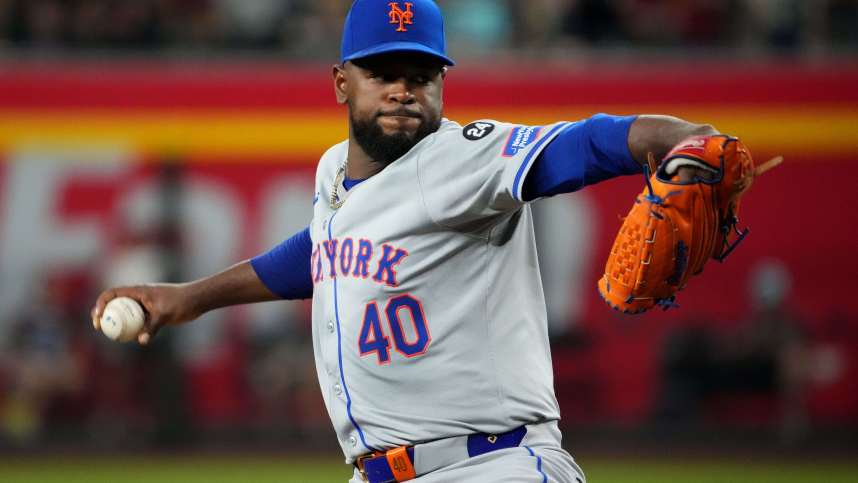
xmin=250 ymin=227 xmax=314 ymax=300
xmin=522 ymin=114 xmax=640 ymax=201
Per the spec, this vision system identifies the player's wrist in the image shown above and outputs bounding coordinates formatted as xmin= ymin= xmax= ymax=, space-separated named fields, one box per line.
xmin=173 ymin=282 xmax=208 ymax=323
xmin=628 ymin=115 xmax=719 ymax=166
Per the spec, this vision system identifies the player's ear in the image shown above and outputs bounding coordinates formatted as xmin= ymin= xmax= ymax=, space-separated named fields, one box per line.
xmin=441 ymin=66 xmax=448 ymax=80
xmin=333 ymin=63 xmax=348 ymax=105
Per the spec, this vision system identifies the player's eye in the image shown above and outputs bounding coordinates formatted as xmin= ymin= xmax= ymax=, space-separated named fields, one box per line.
xmin=364 ymin=69 xmax=385 ymax=81
xmin=369 ymin=73 xmax=395 ymax=83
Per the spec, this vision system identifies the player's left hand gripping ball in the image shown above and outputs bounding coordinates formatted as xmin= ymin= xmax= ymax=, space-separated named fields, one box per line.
xmin=598 ymin=134 xmax=783 ymax=313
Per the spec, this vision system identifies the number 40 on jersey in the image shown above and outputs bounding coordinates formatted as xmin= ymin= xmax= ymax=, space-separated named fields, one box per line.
xmin=358 ymin=294 xmax=431 ymax=365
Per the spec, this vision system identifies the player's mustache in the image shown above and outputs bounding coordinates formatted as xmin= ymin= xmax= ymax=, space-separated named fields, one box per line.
xmin=377 ymin=109 xmax=422 ymax=119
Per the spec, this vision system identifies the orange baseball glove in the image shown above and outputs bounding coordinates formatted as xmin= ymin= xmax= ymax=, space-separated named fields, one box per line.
xmin=597 ymin=134 xmax=782 ymax=314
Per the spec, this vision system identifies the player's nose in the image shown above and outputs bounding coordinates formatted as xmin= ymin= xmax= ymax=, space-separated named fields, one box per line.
xmin=387 ymin=79 xmax=416 ymax=104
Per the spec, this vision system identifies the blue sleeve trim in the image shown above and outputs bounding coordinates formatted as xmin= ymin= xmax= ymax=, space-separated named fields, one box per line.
xmin=512 ymin=122 xmax=571 ymax=202
xmin=250 ymin=227 xmax=314 ymax=300
xmin=522 ymin=114 xmax=639 ymax=201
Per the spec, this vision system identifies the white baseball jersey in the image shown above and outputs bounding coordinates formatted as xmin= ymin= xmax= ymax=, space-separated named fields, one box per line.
xmin=309 ymin=118 xmax=571 ymax=463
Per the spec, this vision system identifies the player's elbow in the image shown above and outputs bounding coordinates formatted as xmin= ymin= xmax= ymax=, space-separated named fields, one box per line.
xmin=659 ymin=116 xmax=718 ymax=137
xmin=691 ymin=123 xmax=719 ymax=136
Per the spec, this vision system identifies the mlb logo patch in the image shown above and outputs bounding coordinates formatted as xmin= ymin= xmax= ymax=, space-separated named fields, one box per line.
xmin=502 ymin=126 xmax=542 ymax=157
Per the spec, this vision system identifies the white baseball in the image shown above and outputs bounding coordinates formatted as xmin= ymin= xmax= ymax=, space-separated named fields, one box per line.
xmin=100 ymin=297 xmax=146 ymax=343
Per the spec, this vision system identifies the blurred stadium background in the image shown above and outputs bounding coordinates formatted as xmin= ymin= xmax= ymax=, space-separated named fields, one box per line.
xmin=1 ymin=0 xmax=857 ymax=481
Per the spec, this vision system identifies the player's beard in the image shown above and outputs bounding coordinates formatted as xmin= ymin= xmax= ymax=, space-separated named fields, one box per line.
xmin=350 ymin=109 xmax=441 ymax=166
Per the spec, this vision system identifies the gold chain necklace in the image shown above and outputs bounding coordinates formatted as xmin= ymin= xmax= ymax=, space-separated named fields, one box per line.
xmin=329 ymin=159 xmax=348 ymax=210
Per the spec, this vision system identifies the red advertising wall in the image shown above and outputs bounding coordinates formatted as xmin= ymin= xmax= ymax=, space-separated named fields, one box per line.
xmin=1 ymin=60 xmax=855 ymax=425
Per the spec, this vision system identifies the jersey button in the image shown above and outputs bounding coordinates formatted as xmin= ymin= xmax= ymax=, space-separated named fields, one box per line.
xmin=334 ymin=383 xmax=342 ymax=395
xmin=349 ymin=436 xmax=357 ymax=447
xmin=327 ymin=321 xmax=335 ymax=333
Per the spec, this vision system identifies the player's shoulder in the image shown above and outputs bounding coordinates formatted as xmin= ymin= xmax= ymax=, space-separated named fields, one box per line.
xmin=316 ymin=140 xmax=349 ymax=174
xmin=428 ymin=118 xmax=560 ymax=165
xmin=320 ymin=139 xmax=349 ymax=163
xmin=425 ymin=119 xmax=519 ymax=161
xmin=433 ymin=118 xmax=516 ymax=144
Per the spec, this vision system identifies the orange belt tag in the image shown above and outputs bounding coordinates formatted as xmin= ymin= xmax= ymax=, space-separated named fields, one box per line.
xmin=385 ymin=446 xmax=416 ymax=482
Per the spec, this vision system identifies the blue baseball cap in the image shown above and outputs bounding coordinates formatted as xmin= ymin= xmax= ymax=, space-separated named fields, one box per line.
xmin=341 ymin=0 xmax=455 ymax=66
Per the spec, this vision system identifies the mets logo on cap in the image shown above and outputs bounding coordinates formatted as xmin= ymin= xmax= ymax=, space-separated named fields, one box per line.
xmin=389 ymin=2 xmax=414 ymax=32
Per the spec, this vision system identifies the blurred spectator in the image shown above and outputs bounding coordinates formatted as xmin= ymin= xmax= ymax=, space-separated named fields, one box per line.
xmin=214 ymin=0 xmax=290 ymax=48
xmin=561 ymin=0 xmax=625 ymax=45
xmin=280 ymin=0 xmax=348 ymax=60
xmin=440 ymin=0 xmax=513 ymax=54
xmin=247 ymin=307 xmax=330 ymax=442
xmin=742 ymin=0 xmax=806 ymax=52
xmin=827 ymin=0 xmax=858 ymax=47
xmin=655 ymin=259 xmax=809 ymax=442
xmin=0 ymin=270 xmax=93 ymax=445
xmin=0 ymin=0 xmax=854 ymax=56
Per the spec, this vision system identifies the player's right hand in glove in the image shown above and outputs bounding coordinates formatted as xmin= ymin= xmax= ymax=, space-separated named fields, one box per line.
xmin=597 ymin=134 xmax=782 ymax=314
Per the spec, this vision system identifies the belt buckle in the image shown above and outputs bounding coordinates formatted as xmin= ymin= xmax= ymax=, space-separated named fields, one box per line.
xmin=355 ymin=447 xmax=415 ymax=483
xmin=356 ymin=454 xmax=372 ymax=482
xmin=356 ymin=452 xmax=383 ymax=482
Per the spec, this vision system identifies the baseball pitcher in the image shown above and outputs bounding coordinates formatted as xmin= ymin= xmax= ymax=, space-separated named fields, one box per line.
xmin=92 ymin=1 xmax=778 ymax=481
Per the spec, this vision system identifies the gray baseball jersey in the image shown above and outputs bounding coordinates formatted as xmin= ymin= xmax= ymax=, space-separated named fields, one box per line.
xmin=309 ymin=118 xmax=571 ymax=463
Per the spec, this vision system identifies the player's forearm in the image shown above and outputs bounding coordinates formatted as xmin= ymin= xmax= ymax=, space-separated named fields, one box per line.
xmin=627 ymin=115 xmax=719 ymax=166
xmin=181 ymin=260 xmax=280 ymax=317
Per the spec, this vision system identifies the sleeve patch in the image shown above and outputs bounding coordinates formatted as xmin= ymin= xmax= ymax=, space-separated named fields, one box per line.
xmin=502 ymin=126 xmax=543 ymax=157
